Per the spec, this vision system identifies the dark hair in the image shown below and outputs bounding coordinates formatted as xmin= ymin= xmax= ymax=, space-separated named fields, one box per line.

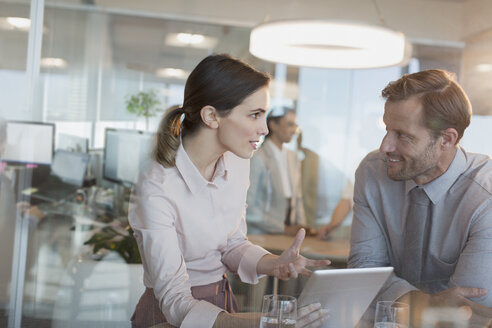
xmin=381 ymin=69 xmax=471 ymax=143
xmin=265 ymin=107 xmax=296 ymax=139
xmin=154 ymin=54 xmax=271 ymax=167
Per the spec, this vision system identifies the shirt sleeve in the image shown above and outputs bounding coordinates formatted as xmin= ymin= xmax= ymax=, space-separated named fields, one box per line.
xmin=129 ymin=175 xmax=222 ymax=328
xmin=348 ymin=161 xmax=417 ymax=302
xmin=222 ymin=205 xmax=271 ymax=284
xmin=448 ymin=200 xmax=492 ymax=307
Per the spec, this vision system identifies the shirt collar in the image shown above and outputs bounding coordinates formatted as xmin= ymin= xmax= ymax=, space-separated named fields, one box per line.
xmin=405 ymin=147 xmax=466 ymax=204
xmin=175 ymin=142 xmax=229 ymax=194
xmin=265 ymin=138 xmax=284 ymax=154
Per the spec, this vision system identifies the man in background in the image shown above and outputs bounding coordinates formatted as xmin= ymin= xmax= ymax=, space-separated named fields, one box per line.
xmin=247 ymin=107 xmax=315 ymax=236
xmin=348 ymin=70 xmax=492 ymax=326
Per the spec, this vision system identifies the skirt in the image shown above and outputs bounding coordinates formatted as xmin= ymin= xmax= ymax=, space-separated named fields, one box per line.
xmin=131 ymin=275 xmax=238 ymax=328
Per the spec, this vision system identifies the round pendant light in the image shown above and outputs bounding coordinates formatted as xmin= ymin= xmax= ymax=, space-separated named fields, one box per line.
xmin=249 ymin=20 xmax=410 ymax=69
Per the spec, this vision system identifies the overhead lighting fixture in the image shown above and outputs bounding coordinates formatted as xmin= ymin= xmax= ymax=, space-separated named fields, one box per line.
xmin=177 ymin=33 xmax=204 ymax=45
xmin=165 ymin=32 xmax=218 ymax=49
xmin=476 ymin=64 xmax=492 ymax=73
xmin=156 ymin=68 xmax=189 ymax=79
xmin=249 ymin=20 xmax=410 ymax=69
xmin=40 ymin=57 xmax=67 ymax=69
xmin=2 ymin=17 xmax=31 ymax=31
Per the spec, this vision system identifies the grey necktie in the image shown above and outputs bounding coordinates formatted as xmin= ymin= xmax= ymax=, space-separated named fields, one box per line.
xmin=401 ymin=186 xmax=431 ymax=288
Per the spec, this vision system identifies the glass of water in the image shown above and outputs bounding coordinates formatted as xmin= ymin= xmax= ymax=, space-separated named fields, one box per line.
xmin=374 ymin=301 xmax=409 ymax=328
xmin=260 ymin=294 xmax=297 ymax=328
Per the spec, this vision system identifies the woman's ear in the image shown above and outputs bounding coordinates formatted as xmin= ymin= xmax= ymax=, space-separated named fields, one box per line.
xmin=200 ymin=105 xmax=219 ymax=129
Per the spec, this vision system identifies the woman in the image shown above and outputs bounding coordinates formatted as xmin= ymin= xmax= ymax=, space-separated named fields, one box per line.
xmin=129 ymin=54 xmax=330 ymax=328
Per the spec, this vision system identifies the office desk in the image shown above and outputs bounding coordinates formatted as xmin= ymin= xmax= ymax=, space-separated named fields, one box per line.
xmin=248 ymin=234 xmax=350 ymax=267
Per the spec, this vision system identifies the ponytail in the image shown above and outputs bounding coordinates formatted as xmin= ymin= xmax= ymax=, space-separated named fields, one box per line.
xmin=153 ymin=105 xmax=184 ymax=168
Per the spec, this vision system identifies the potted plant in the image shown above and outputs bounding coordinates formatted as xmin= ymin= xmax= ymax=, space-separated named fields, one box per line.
xmin=51 ymin=221 xmax=144 ymax=325
xmin=83 ymin=222 xmax=141 ymax=264
xmin=125 ymin=90 xmax=163 ymax=131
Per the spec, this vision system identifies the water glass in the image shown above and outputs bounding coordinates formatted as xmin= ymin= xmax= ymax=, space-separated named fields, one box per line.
xmin=374 ymin=301 xmax=409 ymax=328
xmin=260 ymin=294 xmax=297 ymax=328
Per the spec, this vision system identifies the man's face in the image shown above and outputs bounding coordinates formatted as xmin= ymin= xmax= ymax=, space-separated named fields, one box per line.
xmin=379 ymin=96 xmax=443 ymax=184
xmin=270 ymin=111 xmax=298 ymax=144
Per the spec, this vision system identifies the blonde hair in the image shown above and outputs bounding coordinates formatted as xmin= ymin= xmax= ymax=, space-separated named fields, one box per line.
xmin=381 ymin=69 xmax=471 ymax=143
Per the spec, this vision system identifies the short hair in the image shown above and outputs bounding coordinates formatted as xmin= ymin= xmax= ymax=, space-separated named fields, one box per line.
xmin=265 ymin=107 xmax=296 ymax=138
xmin=381 ymin=69 xmax=471 ymax=143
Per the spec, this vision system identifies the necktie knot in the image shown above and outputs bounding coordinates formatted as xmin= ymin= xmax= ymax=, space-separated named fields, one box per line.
xmin=409 ymin=187 xmax=430 ymax=206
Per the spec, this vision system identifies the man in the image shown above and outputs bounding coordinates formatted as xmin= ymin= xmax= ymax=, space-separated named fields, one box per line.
xmin=246 ymin=107 xmax=313 ymax=236
xmin=348 ymin=70 xmax=492 ymax=326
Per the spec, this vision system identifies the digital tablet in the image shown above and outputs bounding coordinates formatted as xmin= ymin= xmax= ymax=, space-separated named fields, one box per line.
xmin=297 ymin=267 xmax=393 ymax=328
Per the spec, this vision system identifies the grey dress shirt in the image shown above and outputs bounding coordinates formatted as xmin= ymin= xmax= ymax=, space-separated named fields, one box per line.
xmin=348 ymin=147 xmax=492 ymax=306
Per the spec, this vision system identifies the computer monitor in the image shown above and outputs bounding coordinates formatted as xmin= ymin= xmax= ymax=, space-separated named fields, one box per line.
xmin=2 ymin=121 xmax=55 ymax=165
xmin=103 ymin=128 xmax=155 ymax=185
xmin=51 ymin=150 xmax=89 ymax=186
xmin=57 ymin=133 xmax=89 ymax=153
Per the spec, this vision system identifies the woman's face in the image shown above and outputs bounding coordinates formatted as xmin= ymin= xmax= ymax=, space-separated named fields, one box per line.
xmin=216 ymin=86 xmax=270 ymax=159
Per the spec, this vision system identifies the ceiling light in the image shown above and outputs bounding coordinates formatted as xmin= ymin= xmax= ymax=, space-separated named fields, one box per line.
xmin=156 ymin=68 xmax=188 ymax=79
xmin=165 ymin=33 xmax=218 ymax=49
xmin=177 ymin=33 xmax=204 ymax=45
xmin=249 ymin=20 xmax=410 ymax=69
xmin=40 ymin=57 xmax=67 ymax=69
xmin=5 ymin=17 xmax=31 ymax=31
xmin=476 ymin=64 xmax=492 ymax=73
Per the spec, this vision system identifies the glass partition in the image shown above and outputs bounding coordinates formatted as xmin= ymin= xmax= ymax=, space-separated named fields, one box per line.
xmin=1 ymin=0 xmax=491 ymax=327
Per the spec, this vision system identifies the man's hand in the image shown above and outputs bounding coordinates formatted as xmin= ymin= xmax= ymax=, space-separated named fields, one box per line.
xmin=317 ymin=225 xmax=333 ymax=240
xmin=434 ymin=287 xmax=492 ymax=326
xmin=400 ymin=287 xmax=492 ymax=328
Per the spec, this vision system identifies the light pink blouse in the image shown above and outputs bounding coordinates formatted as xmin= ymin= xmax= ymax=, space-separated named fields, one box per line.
xmin=129 ymin=143 xmax=269 ymax=328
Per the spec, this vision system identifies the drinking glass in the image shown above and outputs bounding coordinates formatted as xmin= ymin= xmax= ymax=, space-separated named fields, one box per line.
xmin=260 ymin=294 xmax=297 ymax=328
xmin=374 ymin=301 xmax=409 ymax=328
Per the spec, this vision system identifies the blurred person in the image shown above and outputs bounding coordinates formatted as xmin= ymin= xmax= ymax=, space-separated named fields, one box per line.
xmin=246 ymin=107 xmax=315 ymax=236
xmin=348 ymin=70 xmax=492 ymax=326
xmin=317 ymin=181 xmax=353 ymax=240
xmin=296 ymin=129 xmax=320 ymax=228
xmin=129 ymin=54 xmax=330 ymax=328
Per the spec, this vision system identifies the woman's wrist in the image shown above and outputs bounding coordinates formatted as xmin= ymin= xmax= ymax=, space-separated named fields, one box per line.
xmin=256 ymin=254 xmax=278 ymax=276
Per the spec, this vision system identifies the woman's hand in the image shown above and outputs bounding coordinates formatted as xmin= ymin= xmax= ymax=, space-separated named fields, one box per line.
xmin=257 ymin=229 xmax=331 ymax=280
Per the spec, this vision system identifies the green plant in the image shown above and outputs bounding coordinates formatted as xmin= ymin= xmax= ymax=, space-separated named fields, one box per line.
xmin=84 ymin=224 xmax=142 ymax=264
xmin=125 ymin=90 xmax=163 ymax=131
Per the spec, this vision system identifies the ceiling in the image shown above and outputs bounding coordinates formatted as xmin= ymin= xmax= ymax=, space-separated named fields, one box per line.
xmin=1 ymin=0 xmax=492 ymax=114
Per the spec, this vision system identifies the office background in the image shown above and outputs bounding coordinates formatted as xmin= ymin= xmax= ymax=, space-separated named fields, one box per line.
xmin=1 ymin=0 xmax=492 ymax=327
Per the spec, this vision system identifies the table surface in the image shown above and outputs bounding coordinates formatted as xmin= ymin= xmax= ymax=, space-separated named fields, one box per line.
xmin=247 ymin=234 xmax=350 ymax=263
